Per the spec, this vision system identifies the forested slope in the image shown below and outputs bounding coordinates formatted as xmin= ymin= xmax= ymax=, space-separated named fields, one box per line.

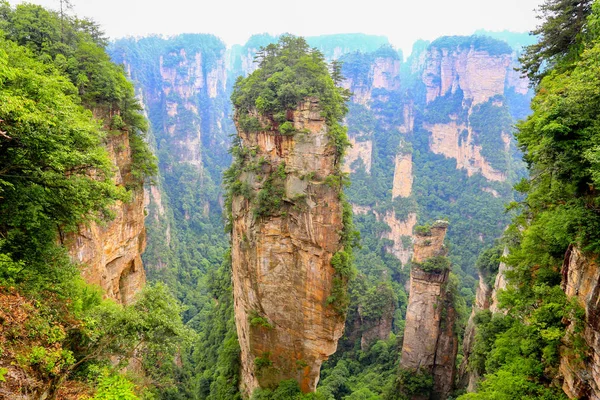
xmin=459 ymin=0 xmax=600 ymax=398
xmin=110 ymin=26 xmax=533 ymax=398
xmin=0 ymin=2 xmax=189 ymax=398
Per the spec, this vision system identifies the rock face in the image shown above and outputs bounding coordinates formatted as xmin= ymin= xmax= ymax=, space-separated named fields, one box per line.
xmin=344 ymin=137 xmax=373 ymax=174
xmin=66 ymin=132 xmax=147 ymax=305
xmin=400 ymin=221 xmax=458 ymax=400
xmin=231 ymin=99 xmax=347 ymax=396
xmin=457 ymin=274 xmax=492 ymax=391
xmin=381 ymin=212 xmax=417 ymax=266
xmin=420 ymin=42 xmax=517 ymax=182
xmin=392 ymin=153 xmax=413 ymax=199
xmin=423 ymin=46 xmax=511 ymax=106
xmin=425 ymin=120 xmax=508 ymax=182
xmin=560 ymin=246 xmax=600 ymax=399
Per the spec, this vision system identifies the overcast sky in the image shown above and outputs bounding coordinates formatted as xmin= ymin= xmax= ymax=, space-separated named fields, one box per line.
xmin=9 ymin=0 xmax=544 ymax=55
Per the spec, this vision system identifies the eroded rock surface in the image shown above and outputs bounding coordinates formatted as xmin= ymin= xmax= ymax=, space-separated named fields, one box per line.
xmin=66 ymin=132 xmax=146 ymax=305
xmin=231 ymin=99 xmax=347 ymax=395
xmin=400 ymin=221 xmax=457 ymax=400
xmin=423 ymin=46 xmax=511 ymax=106
xmin=560 ymin=246 xmax=600 ymax=399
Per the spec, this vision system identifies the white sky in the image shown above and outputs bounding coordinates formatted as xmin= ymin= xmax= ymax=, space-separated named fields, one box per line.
xmin=9 ymin=0 xmax=544 ymax=55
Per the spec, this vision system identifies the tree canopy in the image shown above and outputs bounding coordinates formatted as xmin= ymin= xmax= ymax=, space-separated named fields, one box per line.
xmin=519 ymin=0 xmax=593 ymax=84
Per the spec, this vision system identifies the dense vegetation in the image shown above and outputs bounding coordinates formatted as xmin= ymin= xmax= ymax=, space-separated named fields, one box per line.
xmin=101 ymin=20 xmax=533 ymax=400
xmin=0 ymin=2 xmax=188 ymax=399
xmin=430 ymin=35 xmax=513 ymax=55
xmin=460 ymin=0 xmax=600 ymax=398
xmin=109 ymin=33 xmax=238 ymax=399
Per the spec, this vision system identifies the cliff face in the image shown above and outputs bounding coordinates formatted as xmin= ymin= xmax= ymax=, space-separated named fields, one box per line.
xmin=560 ymin=246 xmax=600 ymax=399
xmin=423 ymin=47 xmax=511 ymax=106
xmin=110 ymin=35 xmax=232 ymax=278
xmin=400 ymin=221 xmax=457 ymax=399
xmin=392 ymin=153 xmax=413 ymax=199
xmin=457 ymin=274 xmax=492 ymax=391
xmin=66 ymin=132 xmax=146 ymax=305
xmin=336 ymin=38 xmax=528 ymax=278
xmin=231 ymin=99 xmax=346 ymax=395
xmin=421 ymin=43 xmax=517 ymax=182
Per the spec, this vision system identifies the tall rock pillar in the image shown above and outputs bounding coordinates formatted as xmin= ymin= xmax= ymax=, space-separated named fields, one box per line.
xmin=230 ymin=98 xmax=348 ymax=396
xmin=400 ymin=220 xmax=458 ymax=400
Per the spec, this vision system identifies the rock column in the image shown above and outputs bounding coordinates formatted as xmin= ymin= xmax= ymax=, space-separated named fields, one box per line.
xmin=231 ymin=98 xmax=347 ymax=396
xmin=400 ymin=221 xmax=458 ymax=400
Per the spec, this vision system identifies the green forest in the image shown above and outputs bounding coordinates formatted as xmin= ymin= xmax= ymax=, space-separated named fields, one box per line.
xmin=3 ymin=0 xmax=600 ymax=399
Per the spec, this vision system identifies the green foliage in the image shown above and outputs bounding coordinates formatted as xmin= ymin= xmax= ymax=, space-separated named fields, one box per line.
xmin=519 ymin=0 xmax=593 ymax=83
xmin=0 ymin=4 xmax=185 ymax=398
xmin=475 ymin=245 xmax=503 ymax=286
xmin=92 ymin=370 xmax=140 ymax=400
xmin=430 ymin=35 xmax=513 ymax=55
xmin=461 ymin=8 xmax=600 ymax=394
xmin=358 ymin=282 xmax=397 ymax=321
xmin=252 ymin=379 xmax=325 ymax=400
xmin=414 ymin=256 xmax=451 ymax=273
xmin=0 ymin=3 xmax=155 ymax=296
xmin=414 ymin=224 xmax=432 ymax=236
xmin=424 ymin=89 xmax=466 ymax=124
xmin=231 ymin=34 xmax=351 ymax=158
xmin=318 ymin=336 xmax=401 ymax=399
xmin=0 ymin=35 xmax=123 ymax=280
xmin=396 ymin=368 xmax=434 ymax=398
xmin=254 ymin=164 xmax=287 ymax=218
xmin=249 ymin=310 xmax=275 ymax=329
xmin=254 ymin=353 xmax=273 ymax=373
xmin=331 ymin=250 xmax=354 ymax=279
xmin=469 ymin=96 xmax=512 ymax=171
xmin=279 ymin=120 xmax=295 ymax=135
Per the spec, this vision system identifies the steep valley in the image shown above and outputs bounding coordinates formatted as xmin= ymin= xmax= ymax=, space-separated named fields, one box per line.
xmin=6 ymin=0 xmax=600 ymax=398
xmin=109 ymin=31 xmax=533 ymax=398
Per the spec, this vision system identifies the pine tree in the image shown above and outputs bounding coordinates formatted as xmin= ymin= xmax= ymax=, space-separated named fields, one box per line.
xmin=519 ymin=0 xmax=593 ymax=84
xmin=331 ymin=60 xmax=344 ymax=86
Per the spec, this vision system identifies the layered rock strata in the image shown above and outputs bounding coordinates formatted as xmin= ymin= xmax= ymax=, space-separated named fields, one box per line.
xmin=66 ymin=132 xmax=147 ymax=305
xmin=231 ymin=99 xmax=347 ymax=396
xmin=560 ymin=246 xmax=600 ymax=399
xmin=400 ymin=221 xmax=457 ymax=400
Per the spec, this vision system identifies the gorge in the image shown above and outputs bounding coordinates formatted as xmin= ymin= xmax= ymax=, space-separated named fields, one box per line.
xmin=3 ymin=0 xmax=600 ymax=398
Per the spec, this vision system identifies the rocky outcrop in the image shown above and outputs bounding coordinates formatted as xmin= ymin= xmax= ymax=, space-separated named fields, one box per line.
xmin=158 ymin=47 xmax=226 ymax=171
xmin=425 ymin=120 xmax=507 ymax=182
xmin=560 ymin=246 xmax=600 ymax=399
xmin=423 ymin=46 xmax=511 ymax=106
xmin=381 ymin=212 xmax=417 ymax=266
xmin=231 ymin=99 xmax=347 ymax=396
xmin=418 ymin=40 xmax=526 ymax=183
xmin=399 ymin=102 xmax=415 ymax=134
xmin=392 ymin=153 xmax=413 ymax=199
xmin=344 ymin=137 xmax=373 ymax=174
xmin=457 ymin=274 xmax=493 ymax=391
xmin=489 ymin=254 xmax=510 ymax=314
xmin=66 ymin=132 xmax=146 ymax=305
xmin=372 ymin=56 xmax=401 ymax=91
xmin=400 ymin=221 xmax=458 ymax=399
xmin=341 ymin=51 xmax=401 ymax=106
